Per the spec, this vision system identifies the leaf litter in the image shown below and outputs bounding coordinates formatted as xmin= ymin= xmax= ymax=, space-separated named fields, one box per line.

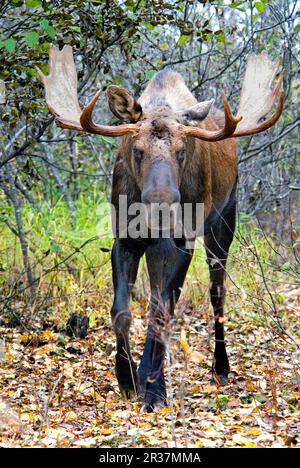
xmin=0 ymin=281 xmax=299 ymax=448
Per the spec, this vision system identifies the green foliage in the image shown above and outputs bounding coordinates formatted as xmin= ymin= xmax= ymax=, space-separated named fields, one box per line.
xmin=39 ymin=19 xmax=56 ymax=38
xmin=0 ymin=38 xmax=16 ymax=53
xmin=26 ymin=0 xmax=42 ymax=6
xmin=214 ymin=30 xmax=226 ymax=43
xmin=25 ymin=31 xmax=40 ymax=48
xmin=178 ymin=34 xmax=189 ymax=47
xmin=255 ymin=1 xmax=266 ymax=13
xmin=215 ymin=395 xmax=230 ymax=410
xmin=145 ymin=69 xmax=156 ymax=80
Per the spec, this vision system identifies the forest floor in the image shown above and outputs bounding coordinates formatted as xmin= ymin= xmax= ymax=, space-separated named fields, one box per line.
xmin=0 ymin=270 xmax=299 ymax=448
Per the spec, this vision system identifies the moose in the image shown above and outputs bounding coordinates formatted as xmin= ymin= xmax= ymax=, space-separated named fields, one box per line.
xmin=37 ymin=46 xmax=284 ymax=411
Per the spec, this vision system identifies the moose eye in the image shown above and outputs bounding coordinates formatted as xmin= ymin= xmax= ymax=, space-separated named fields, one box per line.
xmin=176 ymin=149 xmax=185 ymax=164
xmin=133 ymin=148 xmax=144 ymax=165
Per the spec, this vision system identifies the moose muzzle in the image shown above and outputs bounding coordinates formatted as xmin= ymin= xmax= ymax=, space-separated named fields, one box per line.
xmin=141 ymin=162 xmax=181 ymax=233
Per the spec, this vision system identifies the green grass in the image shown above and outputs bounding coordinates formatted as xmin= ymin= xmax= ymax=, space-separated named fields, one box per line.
xmin=0 ymin=191 xmax=299 ymax=335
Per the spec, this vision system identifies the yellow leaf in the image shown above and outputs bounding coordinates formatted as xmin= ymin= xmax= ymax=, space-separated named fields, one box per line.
xmin=100 ymin=428 xmax=112 ymax=435
xmin=246 ymin=381 xmax=256 ymax=391
xmin=132 ymin=402 xmax=139 ymax=413
xmin=191 ymin=385 xmax=202 ymax=393
xmin=195 ymin=439 xmax=203 ymax=447
xmin=180 ymin=328 xmax=190 ymax=354
xmin=189 ymin=351 xmax=206 ymax=363
xmin=40 ymin=330 xmax=56 ymax=342
xmin=201 ymin=384 xmax=217 ymax=394
xmin=232 ymin=434 xmax=257 ymax=448
xmin=246 ymin=427 xmax=262 ymax=437
xmin=34 ymin=343 xmax=56 ymax=355
xmin=65 ymin=411 xmax=78 ymax=421
xmin=158 ymin=406 xmax=170 ymax=413
xmin=20 ymin=412 xmax=34 ymax=421
xmin=20 ymin=334 xmax=30 ymax=342
xmin=245 ymin=441 xmax=257 ymax=448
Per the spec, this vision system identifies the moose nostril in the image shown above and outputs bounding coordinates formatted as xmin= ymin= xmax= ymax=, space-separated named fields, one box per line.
xmin=142 ymin=189 xmax=180 ymax=205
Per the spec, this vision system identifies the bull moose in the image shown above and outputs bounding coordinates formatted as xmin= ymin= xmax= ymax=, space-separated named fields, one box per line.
xmin=37 ymin=46 xmax=284 ymax=411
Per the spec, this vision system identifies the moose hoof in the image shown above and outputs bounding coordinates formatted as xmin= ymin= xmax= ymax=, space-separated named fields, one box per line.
xmin=115 ymin=355 xmax=139 ymax=400
xmin=141 ymin=378 xmax=167 ymax=412
xmin=141 ymin=397 xmax=166 ymax=413
xmin=119 ymin=385 xmax=138 ymax=400
xmin=211 ymin=370 xmax=229 ymax=386
xmin=117 ymin=373 xmax=139 ymax=400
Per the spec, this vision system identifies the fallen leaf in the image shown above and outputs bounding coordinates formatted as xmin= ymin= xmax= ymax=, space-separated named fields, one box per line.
xmin=189 ymin=351 xmax=206 ymax=363
xmin=180 ymin=328 xmax=190 ymax=354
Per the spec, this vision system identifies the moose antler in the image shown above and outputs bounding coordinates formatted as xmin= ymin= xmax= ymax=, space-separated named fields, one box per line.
xmin=35 ymin=45 xmax=138 ymax=136
xmin=182 ymin=94 xmax=243 ymax=141
xmin=234 ymin=52 xmax=284 ymax=136
xmin=184 ymin=51 xmax=284 ymax=141
xmin=37 ymin=46 xmax=284 ymax=142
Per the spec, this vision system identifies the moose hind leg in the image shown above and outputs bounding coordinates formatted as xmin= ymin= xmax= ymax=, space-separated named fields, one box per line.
xmin=205 ymin=200 xmax=236 ymax=385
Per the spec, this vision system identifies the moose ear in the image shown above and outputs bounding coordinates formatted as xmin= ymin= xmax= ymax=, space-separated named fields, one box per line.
xmin=106 ymin=85 xmax=142 ymax=123
xmin=180 ymin=99 xmax=214 ymax=124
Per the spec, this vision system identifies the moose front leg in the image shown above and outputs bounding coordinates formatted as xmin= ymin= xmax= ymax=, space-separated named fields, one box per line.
xmin=111 ymin=239 xmax=144 ymax=399
xmin=139 ymin=245 xmax=165 ymax=410
xmin=140 ymin=241 xmax=192 ymax=411
xmin=205 ymin=199 xmax=236 ymax=385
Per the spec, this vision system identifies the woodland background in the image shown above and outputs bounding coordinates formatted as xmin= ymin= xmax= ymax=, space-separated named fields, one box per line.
xmin=0 ymin=0 xmax=299 ymax=448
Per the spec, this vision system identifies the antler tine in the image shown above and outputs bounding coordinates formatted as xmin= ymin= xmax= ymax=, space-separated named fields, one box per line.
xmin=273 ymin=71 xmax=284 ymax=97
xmin=221 ymin=93 xmax=243 ymax=134
xmin=36 ymin=45 xmax=138 ymax=137
xmin=80 ymin=90 xmax=138 ymax=136
xmin=183 ymin=94 xmax=242 ymax=142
